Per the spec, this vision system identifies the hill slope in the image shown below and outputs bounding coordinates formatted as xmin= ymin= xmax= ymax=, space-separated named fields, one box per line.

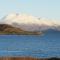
xmin=0 ymin=24 xmax=41 ymax=35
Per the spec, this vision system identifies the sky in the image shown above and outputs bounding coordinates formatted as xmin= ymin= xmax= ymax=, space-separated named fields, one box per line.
xmin=0 ymin=0 xmax=60 ymax=20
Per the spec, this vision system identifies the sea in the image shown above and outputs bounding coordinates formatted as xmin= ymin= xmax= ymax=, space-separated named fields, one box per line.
xmin=0 ymin=30 xmax=60 ymax=58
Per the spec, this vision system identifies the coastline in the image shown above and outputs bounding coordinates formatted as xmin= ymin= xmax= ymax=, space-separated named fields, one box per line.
xmin=0 ymin=57 xmax=59 ymax=60
xmin=0 ymin=57 xmax=49 ymax=60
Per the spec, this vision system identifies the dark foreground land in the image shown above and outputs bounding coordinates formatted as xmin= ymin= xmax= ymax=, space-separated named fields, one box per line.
xmin=0 ymin=57 xmax=60 ymax=60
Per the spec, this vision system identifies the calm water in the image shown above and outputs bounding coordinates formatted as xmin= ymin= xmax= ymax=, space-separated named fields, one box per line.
xmin=0 ymin=30 xmax=60 ymax=58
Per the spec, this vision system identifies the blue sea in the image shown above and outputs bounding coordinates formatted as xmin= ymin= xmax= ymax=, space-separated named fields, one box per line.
xmin=0 ymin=30 xmax=60 ymax=58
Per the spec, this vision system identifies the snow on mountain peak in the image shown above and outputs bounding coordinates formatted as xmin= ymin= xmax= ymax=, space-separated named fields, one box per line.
xmin=2 ymin=13 xmax=40 ymax=24
xmin=0 ymin=13 xmax=60 ymax=31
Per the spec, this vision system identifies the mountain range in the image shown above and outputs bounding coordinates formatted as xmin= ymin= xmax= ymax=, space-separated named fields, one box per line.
xmin=0 ymin=13 xmax=60 ymax=34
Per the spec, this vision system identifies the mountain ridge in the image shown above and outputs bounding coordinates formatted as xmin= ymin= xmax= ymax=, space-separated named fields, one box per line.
xmin=0 ymin=13 xmax=60 ymax=31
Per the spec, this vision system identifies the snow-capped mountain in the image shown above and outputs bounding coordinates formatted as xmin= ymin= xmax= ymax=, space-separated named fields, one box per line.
xmin=0 ymin=13 xmax=60 ymax=31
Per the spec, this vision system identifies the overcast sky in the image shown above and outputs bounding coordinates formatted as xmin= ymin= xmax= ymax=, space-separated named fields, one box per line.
xmin=0 ymin=0 xmax=60 ymax=20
